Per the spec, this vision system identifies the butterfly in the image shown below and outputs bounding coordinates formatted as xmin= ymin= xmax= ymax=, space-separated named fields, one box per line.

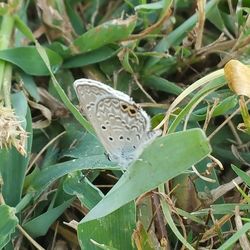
xmin=74 ymin=78 xmax=161 ymax=169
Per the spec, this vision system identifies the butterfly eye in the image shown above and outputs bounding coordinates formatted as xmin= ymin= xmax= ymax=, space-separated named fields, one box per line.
xmin=101 ymin=125 xmax=106 ymax=130
xmin=119 ymin=136 xmax=124 ymax=140
xmin=108 ymin=136 xmax=114 ymax=141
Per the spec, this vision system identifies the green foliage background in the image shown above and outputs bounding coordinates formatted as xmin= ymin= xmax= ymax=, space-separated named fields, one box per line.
xmin=0 ymin=0 xmax=250 ymax=249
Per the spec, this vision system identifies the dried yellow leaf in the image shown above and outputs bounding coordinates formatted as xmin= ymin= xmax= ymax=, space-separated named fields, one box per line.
xmin=224 ymin=60 xmax=250 ymax=98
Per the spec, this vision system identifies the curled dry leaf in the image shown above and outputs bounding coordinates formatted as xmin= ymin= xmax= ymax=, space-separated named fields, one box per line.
xmin=37 ymin=0 xmax=74 ymax=42
xmin=29 ymin=100 xmax=52 ymax=129
xmin=224 ymin=59 xmax=250 ymax=98
xmin=38 ymin=87 xmax=69 ymax=118
xmin=28 ymin=87 xmax=69 ymax=129
xmin=63 ymin=220 xmax=78 ymax=231
xmin=237 ymin=122 xmax=249 ymax=133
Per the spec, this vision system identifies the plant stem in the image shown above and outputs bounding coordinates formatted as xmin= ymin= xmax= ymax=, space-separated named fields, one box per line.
xmin=2 ymin=64 xmax=12 ymax=108
xmin=15 ymin=193 xmax=33 ymax=213
xmin=0 ymin=12 xmax=15 ymax=101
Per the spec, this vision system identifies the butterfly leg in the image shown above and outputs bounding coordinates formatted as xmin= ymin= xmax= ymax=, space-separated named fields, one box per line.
xmin=104 ymin=152 xmax=111 ymax=161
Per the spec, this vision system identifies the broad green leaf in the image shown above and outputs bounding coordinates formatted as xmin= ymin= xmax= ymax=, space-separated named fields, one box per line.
xmin=206 ymin=4 xmax=225 ymax=31
xmin=79 ymin=129 xmax=211 ymax=224
xmin=232 ymin=165 xmax=250 ymax=187
xmin=18 ymin=71 xmax=40 ymax=102
xmin=191 ymin=95 xmax=238 ymax=121
xmin=63 ymin=46 xmax=120 ymax=68
xmin=28 ymin=156 xmax=118 ymax=193
xmin=0 ymin=205 xmax=18 ymax=249
xmin=143 ymin=75 xmax=183 ymax=95
xmin=143 ymin=56 xmax=177 ymax=76
xmin=63 ymin=172 xmax=104 ymax=209
xmin=61 ymin=131 xmax=103 ymax=159
xmin=23 ymin=198 xmax=73 ymax=238
xmin=135 ymin=1 xmax=164 ymax=11
xmin=0 ymin=47 xmax=62 ymax=76
xmin=78 ymin=202 xmax=136 ymax=250
xmin=68 ymin=16 xmax=137 ymax=54
xmin=0 ymin=92 xmax=32 ymax=206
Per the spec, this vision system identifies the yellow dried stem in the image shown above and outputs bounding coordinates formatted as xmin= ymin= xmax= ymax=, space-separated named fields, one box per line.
xmin=224 ymin=59 xmax=250 ymax=98
xmin=238 ymin=96 xmax=250 ymax=134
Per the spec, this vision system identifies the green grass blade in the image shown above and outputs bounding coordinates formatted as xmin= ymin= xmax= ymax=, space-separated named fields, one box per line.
xmin=78 ymin=202 xmax=136 ymax=250
xmin=0 ymin=205 xmax=18 ymax=249
xmin=80 ymin=128 xmax=211 ymax=223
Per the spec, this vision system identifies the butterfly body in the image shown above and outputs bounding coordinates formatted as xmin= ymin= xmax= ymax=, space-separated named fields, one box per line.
xmin=74 ymin=78 xmax=161 ymax=168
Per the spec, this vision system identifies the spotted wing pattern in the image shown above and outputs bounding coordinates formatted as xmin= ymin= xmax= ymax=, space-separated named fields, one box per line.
xmin=74 ymin=78 xmax=161 ymax=168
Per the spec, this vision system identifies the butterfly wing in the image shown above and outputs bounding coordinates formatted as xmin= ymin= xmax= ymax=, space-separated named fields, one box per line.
xmin=74 ymin=78 xmax=161 ymax=168
xmin=74 ymin=79 xmax=112 ymax=118
xmin=95 ymin=97 xmax=154 ymax=167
